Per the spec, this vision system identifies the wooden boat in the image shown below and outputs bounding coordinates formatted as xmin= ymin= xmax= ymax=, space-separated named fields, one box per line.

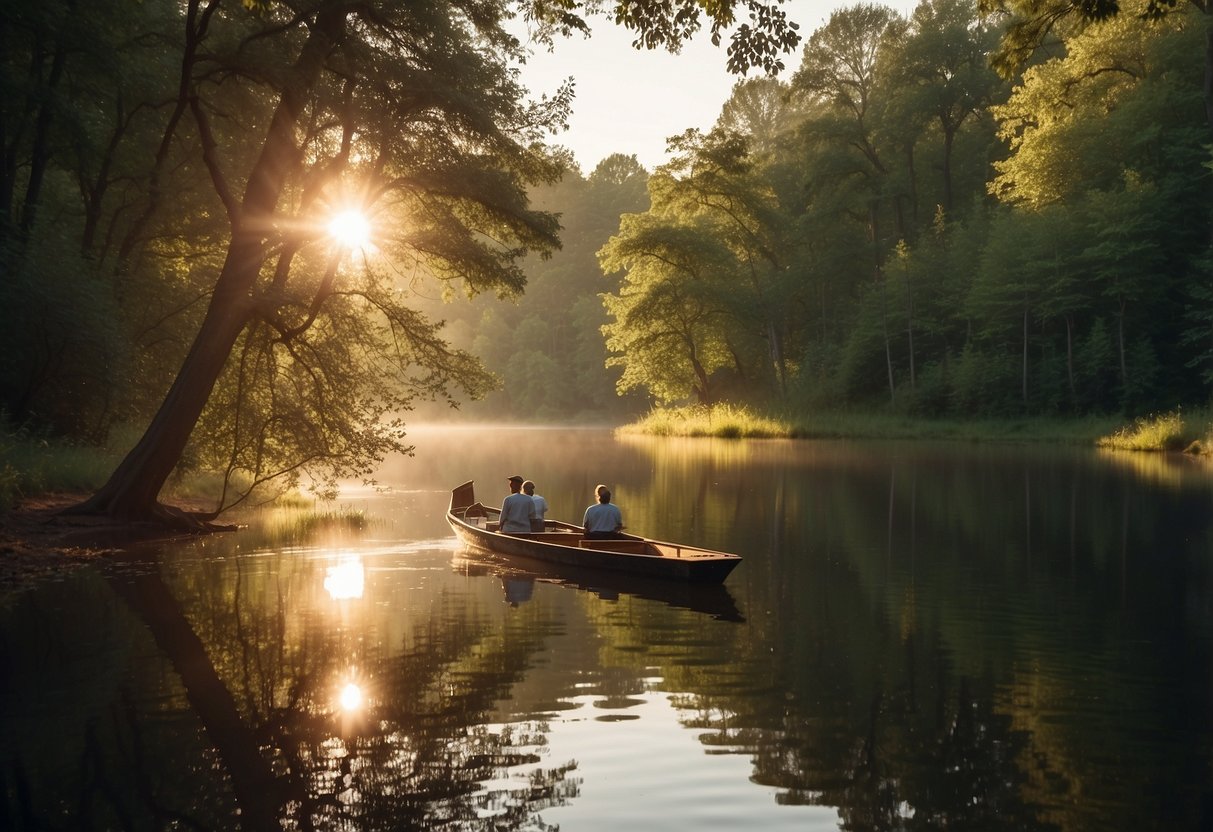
xmin=447 ymin=481 xmax=741 ymax=584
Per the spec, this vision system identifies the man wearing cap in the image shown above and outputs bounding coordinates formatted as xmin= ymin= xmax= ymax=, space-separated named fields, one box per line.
xmin=500 ymin=475 xmax=538 ymax=533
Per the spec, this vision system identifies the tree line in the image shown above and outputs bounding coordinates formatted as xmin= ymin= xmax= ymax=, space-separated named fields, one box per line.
xmin=1 ymin=0 xmax=1206 ymax=517
xmin=425 ymin=0 xmax=1212 ymax=424
xmin=467 ymin=0 xmax=1210 ymax=421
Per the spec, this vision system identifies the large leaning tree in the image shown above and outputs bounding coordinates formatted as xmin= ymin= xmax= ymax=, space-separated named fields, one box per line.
xmin=63 ymin=0 xmax=800 ymax=525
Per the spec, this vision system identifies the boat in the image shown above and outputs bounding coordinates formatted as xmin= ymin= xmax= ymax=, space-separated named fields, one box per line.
xmin=447 ymin=481 xmax=742 ymax=584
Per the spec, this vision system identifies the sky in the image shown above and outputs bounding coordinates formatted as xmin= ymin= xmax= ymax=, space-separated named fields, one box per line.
xmin=514 ymin=0 xmax=913 ymax=173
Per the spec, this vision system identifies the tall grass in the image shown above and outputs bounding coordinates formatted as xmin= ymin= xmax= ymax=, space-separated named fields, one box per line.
xmin=1097 ymin=409 xmax=1212 ymax=452
xmin=620 ymin=405 xmax=1123 ymax=444
xmin=0 ymin=433 xmax=128 ymax=510
xmin=619 ymin=405 xmax=790 ymax=438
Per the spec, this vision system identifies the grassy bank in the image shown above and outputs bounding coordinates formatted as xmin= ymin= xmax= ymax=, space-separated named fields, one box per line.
xmin=619 ymin=404 xmax=1207 ymax=449
xmin=0 ymin=427 xmax=246 ymax=512
xmin=1095 ymin=409 xmax=1213 ymax=452
xmin=0 ymin=434 xmax=126 ymax=511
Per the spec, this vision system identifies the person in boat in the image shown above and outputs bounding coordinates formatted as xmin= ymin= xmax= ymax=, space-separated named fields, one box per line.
xmin=522 ymin=480 xmax=547 ymax=532
xmin=582 ymin=484 xmax=623 ymax=539
xmin=500 ymin=475 xmax=538 ymax=533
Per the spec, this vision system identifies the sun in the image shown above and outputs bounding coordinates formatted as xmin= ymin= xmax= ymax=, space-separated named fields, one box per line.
xmin=327 ymin=209 xmax=371 ymax=250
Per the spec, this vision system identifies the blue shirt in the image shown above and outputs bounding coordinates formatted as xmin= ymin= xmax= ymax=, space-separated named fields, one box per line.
xmin=582 ymin=502 xmax=622 ymax=534
xmin=500 ymin=492 xmax=536 ymax=532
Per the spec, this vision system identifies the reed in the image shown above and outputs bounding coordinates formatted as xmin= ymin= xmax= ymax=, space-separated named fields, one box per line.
xmin=619 ymin=405 xmax=790 ymax=438
xmin=1096 ymin=409 xmax=1211 ymax=452
xmin=257 ymin=505 xmax=370 ymax=541
xmin=620 ymin=406 xmax=1122 ymax=444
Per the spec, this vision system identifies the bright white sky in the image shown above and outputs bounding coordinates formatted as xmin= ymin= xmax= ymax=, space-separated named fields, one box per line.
xmin=515 ymin=0 xmax=915 ymax=172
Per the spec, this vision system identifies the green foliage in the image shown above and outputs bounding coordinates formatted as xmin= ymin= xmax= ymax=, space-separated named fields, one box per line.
xmin=0 ymin=424 xmax=132 ymax=509
xmin=4 ymin=0 xmax=1213 ymax=483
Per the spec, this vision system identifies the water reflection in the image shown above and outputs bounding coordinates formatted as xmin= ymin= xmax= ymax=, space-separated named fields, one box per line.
xmin=4 ymin=430 xmax=1213 ymax=831
xmin=452 ymin=547 xmax=745 ymax=621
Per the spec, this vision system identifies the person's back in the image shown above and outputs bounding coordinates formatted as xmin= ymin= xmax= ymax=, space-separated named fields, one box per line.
xmin=582 ymin=484 xmax=622 ymax=539
xmin=500 ymin=475 xmax=537 ymax=533
xmin=523 ymin=480 xmax=547 ymax=532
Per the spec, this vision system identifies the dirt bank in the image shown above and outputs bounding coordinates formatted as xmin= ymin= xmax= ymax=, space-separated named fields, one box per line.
xmin=0 ymin=494 xmax=210 ymax=597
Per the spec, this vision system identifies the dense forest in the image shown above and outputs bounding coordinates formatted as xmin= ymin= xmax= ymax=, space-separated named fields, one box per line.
xmin=0 ymin=0 xmax=1208 ymax=508
xmin=450 ymin=0 xmax=1213 ymax=422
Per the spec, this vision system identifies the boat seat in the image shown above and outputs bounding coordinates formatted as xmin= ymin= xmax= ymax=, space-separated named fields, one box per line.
xmin=577 ymin=539 xmax=654 ymax=555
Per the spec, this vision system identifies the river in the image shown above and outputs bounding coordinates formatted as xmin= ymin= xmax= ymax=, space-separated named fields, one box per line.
xmin=2 ymin=426 xmax=1211 ymax=830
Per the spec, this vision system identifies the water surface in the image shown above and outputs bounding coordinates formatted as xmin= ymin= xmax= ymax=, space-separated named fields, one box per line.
xmin=2 ymin=427 xmax=1211 ymax=830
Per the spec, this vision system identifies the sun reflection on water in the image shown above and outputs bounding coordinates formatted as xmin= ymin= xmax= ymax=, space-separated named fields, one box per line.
xmin=324 ymin=556 xmax=365 ymax=600
xmin=339 ymin=682 xmax=364 ymax=712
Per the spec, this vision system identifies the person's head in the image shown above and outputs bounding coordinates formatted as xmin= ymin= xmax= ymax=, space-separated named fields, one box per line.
xmin=595 ymin=484 xmax=611 ymax=504
xmin=508 ymin=475 xmax=524 ymax=493
xmin=522 ymin=480 xmax=535 ymax=496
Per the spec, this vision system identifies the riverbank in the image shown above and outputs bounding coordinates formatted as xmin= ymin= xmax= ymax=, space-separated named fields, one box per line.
xmin=619 ymin=405 xmax=1213 ymax=451
xmin=620 ymin=405 xmax=1122 ymax=443
xmin=0 ymin=493 xmax=224 ymax=599
xmin=0 ymin=494 xmax=123 ymax=597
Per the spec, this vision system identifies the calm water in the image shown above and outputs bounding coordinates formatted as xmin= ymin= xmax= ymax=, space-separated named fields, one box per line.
xmin=3 ymin=427 xmax=1213 ymax=831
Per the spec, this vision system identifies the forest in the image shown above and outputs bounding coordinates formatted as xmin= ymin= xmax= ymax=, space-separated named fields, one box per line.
xmin=0 ymin=0 xmax=1208 ymax=512
xmin=455 ymin=0 xmax=1213 ymax=423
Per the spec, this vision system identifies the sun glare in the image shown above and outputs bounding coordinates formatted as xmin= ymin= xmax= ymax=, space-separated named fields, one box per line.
xmin=339 ymin=682 xmax=364 ymax=713
xmin=324 ymin=556 xmax=365 ymax=600
xmin=327 ymin=209 xmax=371 ymax=250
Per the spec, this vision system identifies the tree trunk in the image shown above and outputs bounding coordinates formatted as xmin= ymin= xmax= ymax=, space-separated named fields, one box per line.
xmin=1205 ymin=10 xmax=1213 ymax=139
xmin=873 ymin=204 xmax=895 ymax=404
xmin=20 ymin=3 xmax=74 ymax=236
xmin=904 ymin=142 xmax=919 ymax=229
xmin=903 ymin=258 xmax=915 ymax=391
xmin=1065 ymin=314 xmax=1076 ymax=407
xmin=941 ymin=127 xmax=955 ymax=216
xmin=691 ymin=350 xmax=712 ymax=406
xmin=116 ymin=0 xmax=218 ymax=267
xmin=81 ymin=97 xmax=129 ymax=255
xmin=882 ymin=277 xmax=895 ymax=404
xmin=768 ymin=320 xmax=787 ymax=396
xmin=71 ymin=5 xmax=347 ymax=522
xmin=1022 ymin=305 xmax=1029 ymax=406
xmin=1117 ymin=298 xmax=1128 ymax=391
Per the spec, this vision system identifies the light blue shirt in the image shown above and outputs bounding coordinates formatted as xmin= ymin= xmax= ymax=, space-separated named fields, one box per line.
xmin=582 ymin=502 xmax=622 ymax=534
xmin=500 ymin=492 xmax=536 ymax=532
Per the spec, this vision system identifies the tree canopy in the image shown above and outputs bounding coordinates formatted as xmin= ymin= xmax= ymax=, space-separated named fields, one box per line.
xmin=0 ymin=0 xmax=802 ymax=521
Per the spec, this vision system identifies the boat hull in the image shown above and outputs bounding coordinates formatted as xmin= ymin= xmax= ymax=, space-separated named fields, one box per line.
xmin=447 ymin=481 xmax=741 ymax=584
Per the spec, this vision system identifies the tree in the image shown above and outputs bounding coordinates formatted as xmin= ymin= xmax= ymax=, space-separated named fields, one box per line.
xmin=599 ymin=212 xmax=739 ymax=404
xmin=52 ymin=0 xmax=801 ymax=524
xmin=888 ymin=0 xmax=1004 ymax=215
xmin=716 ymin=76 xmax=803 ymax=157
xmin=982 ymin=0 xmax=1213 ymax=143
